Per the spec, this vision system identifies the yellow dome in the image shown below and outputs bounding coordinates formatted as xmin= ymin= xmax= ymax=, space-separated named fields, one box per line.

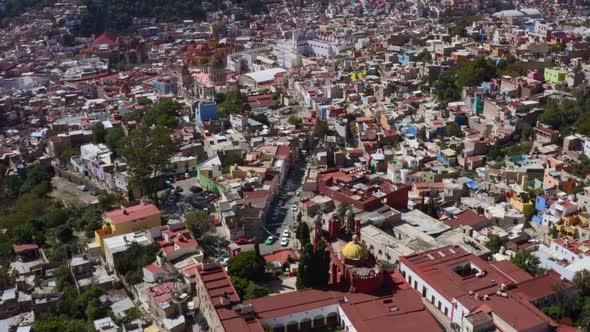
xmin=342 ymin=235 xmax=368 ymax=260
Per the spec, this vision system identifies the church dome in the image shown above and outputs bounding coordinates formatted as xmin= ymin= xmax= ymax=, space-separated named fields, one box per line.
xmin=342 ymin=235 xmax=368 ymax=260
xmin=194 ymin=43 xmax=211 ymax=56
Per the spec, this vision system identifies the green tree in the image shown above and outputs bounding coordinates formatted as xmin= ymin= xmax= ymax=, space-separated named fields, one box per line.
xmin=573 ymin=269 xmax=590 ymax=296
xmin=53 ymin=265 xmax=74 ymax=291
xmin=315 ymin=120 xmax=329 ymax=138
xmin=511 ymin=250 xmax=541 ymax=276
xmin=296 ymin=222 xmax=310 ymax=248
xmin=222 ymin=151 xmax=244 ymax=171
xmin=55 ymin=224 xmax=74 ymax=243
xmin=58 ymin=148 xmax=80 ymax=167
xmin=288 ymin=116 xmax=303 ymax=126
xmin=114 ymin=242 xmax=160 ymax=284
xmin=296 ymin=240 xmax=330 ymax=289
xmin=104 ymin=126 xmax=125 ymax=156
xmin=244 ymin=281 xmax=269 ymax=299
xmin=97 ymin=193 xmax=121 ymax=211
xmin=227 ymin=250 xmax=265 ymax=283
xmin=445 ymin=122 xmax=463 ymax=138
xmin=219 ymin=89 xmax=249 ymax=117
xmin=231 ymin=276 xmax=250 ymax=298
xmin=144 ymin=99 xmax=182 ymax=129
xmin=485 ymin=234 xmax=507 ymax=254
xmin=92 ymin=121 xmax=106 ymax=143
xmin=121 ymin=125 xmax=177 ymax=205
xmin=184 ymin=210 xmax=214 ymax=238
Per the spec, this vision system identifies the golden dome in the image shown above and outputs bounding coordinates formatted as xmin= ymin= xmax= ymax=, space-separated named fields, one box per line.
xmin=342 ymin=235 xmax=368 ymax=260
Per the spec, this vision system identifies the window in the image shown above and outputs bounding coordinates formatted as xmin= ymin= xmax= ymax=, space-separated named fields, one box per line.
xmin=413 ymin=281 xmax=417 ymax=289
xmin=408 ymin=275 xmax=412 ymax=284
xmin=444 ymin=307 xmax=449 ymax=316
xmin=431 ymin=295 xmax=435 ymax=303
xmin=437 ymin=301 xmax=442 ymax=310
xmin=422 ymin=286 xmax=427 ymax=297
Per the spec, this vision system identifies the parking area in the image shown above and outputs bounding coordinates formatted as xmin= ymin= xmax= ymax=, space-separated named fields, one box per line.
xmin=50 ymin=176 xmax=99 ymax=206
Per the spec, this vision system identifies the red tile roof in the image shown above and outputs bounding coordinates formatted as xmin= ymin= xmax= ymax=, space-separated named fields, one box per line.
xmin=263 ymin=249 xmax=299 ymax=265
xmin=105 ymin=204 xmax=160 ymax=225
xmin=13 ymin=244 xmax=38 ymax=254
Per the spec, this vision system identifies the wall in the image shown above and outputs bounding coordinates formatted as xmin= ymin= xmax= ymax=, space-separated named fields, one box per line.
xmin=399 ymin=262 xmax=468 ymax=325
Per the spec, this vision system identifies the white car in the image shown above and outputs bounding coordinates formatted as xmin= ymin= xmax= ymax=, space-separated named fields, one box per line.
xmin=77 ymin=185 xmax=87 ymax=191
xmin=282 ymin=229 xmax=290 ymax=237
xmin=280 ymin=238 xmax=289 ymax=246
xmin=291 ymin=204 xmax=297 ymax=211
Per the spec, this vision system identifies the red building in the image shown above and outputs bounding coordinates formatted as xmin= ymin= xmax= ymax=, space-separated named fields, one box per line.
xmin=317 ymin=169 xmax=409 ymax=211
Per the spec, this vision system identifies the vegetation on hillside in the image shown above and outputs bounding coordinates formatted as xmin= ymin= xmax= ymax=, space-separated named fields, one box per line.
xmin=77 ymin=0 xmax=266 ymax=36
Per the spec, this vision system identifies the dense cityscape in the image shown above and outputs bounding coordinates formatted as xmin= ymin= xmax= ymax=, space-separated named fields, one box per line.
xmin=1 ymin=0 xmax=590 ymax=331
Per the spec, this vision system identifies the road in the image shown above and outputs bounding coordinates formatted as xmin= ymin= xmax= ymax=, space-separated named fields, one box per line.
xmin=259 ymin=164 xmax=306 ymax=255
xmin=50 ymin=176 xmax=99 ymax=206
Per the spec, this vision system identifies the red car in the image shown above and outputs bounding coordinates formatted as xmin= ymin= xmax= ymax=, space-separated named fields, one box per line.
xmin=234 ymin=238 xmax=250 ymax=245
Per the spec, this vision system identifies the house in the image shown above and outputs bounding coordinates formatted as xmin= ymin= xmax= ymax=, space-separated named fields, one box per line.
xmin=91 ymin=204 xmax=161 ymax=255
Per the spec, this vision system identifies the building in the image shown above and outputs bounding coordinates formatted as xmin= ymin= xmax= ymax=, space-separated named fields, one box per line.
xmin=317 ymin=169 xmax=409 ymax=211
xmin=91 ymin=204 xmax=161 ymax=254
xmin=196 ymin=101 xmax=219 ymax=128
xmin=543 ymin=68 xmax=567 ymax=84
xmin=399 ymin=245 xmax=560 ymax=331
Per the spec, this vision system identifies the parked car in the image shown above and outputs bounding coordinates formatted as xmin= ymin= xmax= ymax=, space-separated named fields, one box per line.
xmin=175 ymin=187 xmax=184 ymax=193
xmin=282 ymin=229 xmax=290 ymax=237
xmin=77 ymin=185 xmax=87 ymax=191
xmin=89 ymin=190 xmax=98 ymax=196
xmin=265 ymin=236 xmax=277 ymax=245
xmin=234 ymin=238 xmax=250 ymax=245
xmin=291 ymin=204 xmax=297 ymax=211
xmin=280 ymin=238 xmax=289 ymax=246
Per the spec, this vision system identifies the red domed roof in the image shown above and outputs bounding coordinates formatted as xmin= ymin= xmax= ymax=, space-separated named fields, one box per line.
xmin=194 ymin=43 xmax=211 ymax=56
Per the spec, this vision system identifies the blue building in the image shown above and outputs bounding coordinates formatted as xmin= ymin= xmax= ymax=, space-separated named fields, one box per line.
xmin=532 ymin=194 xmax=549 ymax=225
xmin=196 ymin=102 xmax=219 ymax=128
xmin=152 ymin=77 xmax=178 ymax=95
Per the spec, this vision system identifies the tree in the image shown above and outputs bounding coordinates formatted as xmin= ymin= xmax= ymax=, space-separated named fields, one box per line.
xmin=219 ymin=89 xmax=249 ymax=117
xmin=184 ymin=210 xmax=214 ymax=238
xmin=244 ymin=281 xmax=269 ymax=299
xmin=114 ymin=242 xmax=160 ymax=284
xmin=57 ymin=148 xmax=79 ymax=167
xmin=55 ymin=224 xmax=74 ymax=243
xmin=144 ymin=99 xmax=182 ymax=129
xmin=511 ymin=250 xmax=541 ymax=276
xmin=223 ymin=152 xmax=244 ymax=170
xmin=485 ymin=234 xmax=507 ymax=254
xmin=296 ymin=240 xmax=330 ymax=289
xmin=445 ymin=122 xmax=463 ymax=138
xmin=231 ymin=276 xmax=250 ymax=298
xmin=250 ymin=113 xmax=269 ymax=126
xmin=315 ymin=120 xmax=329 ymax=138
xmin=53 ymin=265 xmax=74 ymax=291
xmin=104 ymin=126 xmax=125 ymax=156
xmin=227 ymin=251 xmax=265 ymax=283
xmin=97 ymin=193 xmax=121 ymax=211
xmin=121 ymin=125 xmax=177 ymax=205
xmin=296 ymin=222 xmax=310 ymax=247
xmin=92 ymin=121 xmax=106 ymax=143
xmin=288 ymin=116 xmax=303 ymax=126
xmin=573 ymin=269 xmax=590 ymax=297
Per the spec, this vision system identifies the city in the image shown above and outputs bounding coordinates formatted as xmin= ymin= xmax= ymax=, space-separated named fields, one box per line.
xmin=0 ymin=0 xmax=590 ymax=331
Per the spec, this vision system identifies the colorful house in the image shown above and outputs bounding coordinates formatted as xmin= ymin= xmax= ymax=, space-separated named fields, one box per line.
xmin=92 ymin=204 xmax=161 ymax=254
xmin=543 ymin=68 xmax=566 ymax=84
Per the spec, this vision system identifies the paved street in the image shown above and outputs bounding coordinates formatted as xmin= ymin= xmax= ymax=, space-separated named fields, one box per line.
xmin=50 ymin=176 xmax=99 ymax=206
xmin=259 ymin=164 xmax=307 ymax=255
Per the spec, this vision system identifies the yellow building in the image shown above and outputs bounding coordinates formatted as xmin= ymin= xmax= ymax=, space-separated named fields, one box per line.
xmin=92 ymin=204 xmax=161 ymax=253
xmin=556 ymin=214 xmax=588 ymax=238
